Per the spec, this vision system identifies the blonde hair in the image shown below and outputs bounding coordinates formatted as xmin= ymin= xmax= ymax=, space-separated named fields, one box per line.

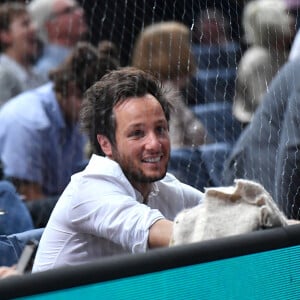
xmin=243 ymin=0 xmax=293 ymax=48
xmin=131 ymin=21 xmax=197 ymax=82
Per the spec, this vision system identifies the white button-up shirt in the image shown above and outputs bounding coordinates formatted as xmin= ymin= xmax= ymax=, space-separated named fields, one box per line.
xmin=33 ymin=155 xmax=204 ymax=272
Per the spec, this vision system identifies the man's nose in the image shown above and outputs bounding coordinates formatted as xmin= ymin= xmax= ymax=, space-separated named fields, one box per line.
xmin=145 ymin=132 xmax=161 ymax=150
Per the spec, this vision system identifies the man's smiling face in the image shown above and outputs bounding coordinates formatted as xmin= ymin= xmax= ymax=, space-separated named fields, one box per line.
xmin=110 ymin=94 xmax=170 ymax=191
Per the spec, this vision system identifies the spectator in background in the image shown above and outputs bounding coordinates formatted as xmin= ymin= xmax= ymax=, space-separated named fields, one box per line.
xmin=192 ymin=7 xmax=231 ymax=46
xmin=28 ymin=0 xmax=88 ymax=79
xmin=0 ymin=42 xmax=118 ymax=202
xmin=188 ymin=7 xmax=241 ymax=105
xmin=131 ymin=21 xmax=211 ymax=148
xmin=97 ymin=40 xmax=120 ymax=67
xmin=222 ymin=59 xmax=300 ymax=219
xmin=0 ymin=2 xmax=47 ymax=105
xmin=233 ymin=0 xmax=295 ymax=125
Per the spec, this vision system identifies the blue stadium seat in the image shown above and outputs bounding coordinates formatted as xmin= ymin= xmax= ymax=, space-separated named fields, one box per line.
xmin=192 ymin=102 xmax=243 ymax=145
xmin=168 ymin=142 xmax=232 ymax=191
xmin=200 ymin=142 xmax=232 ymax=186
xmin=220 ymin=41 xmax=241 ymax=69
xmin=190 ymin=68 xmax=236 ymax=104
xmin=168 ymin=147 xmax=211 ymax=191
xmin=192 ymin=42 xmax=241 ymax=70
xmin=192 ymin=45 xmax=221 ymax=70
xmin=0 ymin=181 xmax=34 ymax=235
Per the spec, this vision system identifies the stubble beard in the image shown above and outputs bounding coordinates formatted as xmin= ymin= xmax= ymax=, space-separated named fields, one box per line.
xmin=112 ymin=145 xmax=169 ymax=184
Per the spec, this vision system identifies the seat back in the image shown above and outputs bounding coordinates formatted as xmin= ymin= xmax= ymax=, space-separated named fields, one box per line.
xmin=0 ymin=181 xmax=34 ymax=235
xmin=192 ymin=102 xmax=243 ymax=145
xmin=168 ymin=142 xmax=232 ymax=191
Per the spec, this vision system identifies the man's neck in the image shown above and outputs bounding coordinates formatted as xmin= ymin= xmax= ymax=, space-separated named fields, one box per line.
xmin=132 ymin=182 xmax=152 ymax=203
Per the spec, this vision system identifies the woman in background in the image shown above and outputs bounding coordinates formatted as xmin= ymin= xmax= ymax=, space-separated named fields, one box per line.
xmin=132 ymin=21 xmax=211 ymax=148
xmin=233 ymin=0 xmax=295 ymax=125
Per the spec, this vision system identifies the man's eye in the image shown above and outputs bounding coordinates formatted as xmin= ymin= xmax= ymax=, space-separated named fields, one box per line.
xmin=130 ymin=130 xmax=144 ymax=137
xmin=157 ymin=126 xmax=167 ymax=135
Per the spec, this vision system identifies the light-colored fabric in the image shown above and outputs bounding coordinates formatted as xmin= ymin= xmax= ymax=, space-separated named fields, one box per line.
xmin=0 ymin=83 xmax=85 ymax=196
xmin=289 ymin=29 xmax=300 ymax=61
xmin=242 ymin=0 xmax=292 ymax=47
xmin=233 ymin=46 xmax=288 ymax=123
xmin=32 ymin=154 xmax=204 ymax=272
xmin=170 ymin=179 xmax=288 ymax=246
xmin=0 ymin=54 xmax=47 ymax=106
xmin=233 ymin=0 xmax=292 ymax=124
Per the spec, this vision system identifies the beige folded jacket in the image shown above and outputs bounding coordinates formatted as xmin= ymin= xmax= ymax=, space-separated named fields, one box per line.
xmin=170 ymin=179 xmax=288 ymax=246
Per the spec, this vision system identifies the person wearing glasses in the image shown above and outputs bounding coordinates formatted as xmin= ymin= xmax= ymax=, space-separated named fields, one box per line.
xmin=0 ymin=42 xmax=117 ymax=202
xmin=28 ymin=0 xmax=88 ymax=79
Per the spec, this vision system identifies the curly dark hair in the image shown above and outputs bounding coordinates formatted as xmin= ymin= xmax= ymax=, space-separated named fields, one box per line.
xmin=80 ymin=67 xmax=173 ymax=155
xmin=49 ymin=41 xmax=119 ymax=98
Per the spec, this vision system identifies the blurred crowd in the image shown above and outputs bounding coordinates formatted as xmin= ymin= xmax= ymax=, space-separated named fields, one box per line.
xmin=1 ymin=0 xmax=300 ymax=278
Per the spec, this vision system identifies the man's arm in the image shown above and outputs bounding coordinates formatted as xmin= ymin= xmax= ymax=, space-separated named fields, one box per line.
xmin=148 ymin=219 xmax=173 ymax=248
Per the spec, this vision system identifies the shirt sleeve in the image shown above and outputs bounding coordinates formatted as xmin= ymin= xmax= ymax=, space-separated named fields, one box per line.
xmin=68 ymin=176 xmax=165 ymax=253
xmin=0 ymin=68 xmax=23 ymax=105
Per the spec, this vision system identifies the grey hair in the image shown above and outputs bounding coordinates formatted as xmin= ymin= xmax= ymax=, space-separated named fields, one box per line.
xmin=243 ymin=0 xmax=293 ymax=47
xmin=27 ymin=0 xmax=55 ymax=43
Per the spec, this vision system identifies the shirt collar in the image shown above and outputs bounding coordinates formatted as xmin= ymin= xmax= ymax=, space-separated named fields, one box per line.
xmin=134 ymin=182 xmax=159 ymax=204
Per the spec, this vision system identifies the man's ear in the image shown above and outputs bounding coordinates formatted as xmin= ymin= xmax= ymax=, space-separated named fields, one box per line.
xmin=97 ymin=134 xmax=113 ymax=157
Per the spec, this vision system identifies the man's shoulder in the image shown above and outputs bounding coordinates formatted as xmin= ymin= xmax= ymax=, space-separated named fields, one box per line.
xmin=0 ymin=84 xmax=53 ymax=129
xmin=71 ymin=156 xmax=136 ymax=200
xmin=83 ymin=155 xmax=133 ymax=187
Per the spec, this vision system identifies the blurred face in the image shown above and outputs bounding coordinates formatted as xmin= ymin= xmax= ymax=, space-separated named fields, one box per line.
xmin=48 ymin=0 xmax=88 ymax=44
xmin=201 ymin=18 xmax=222 ymax=44
xmin=100 ymin=94 xmax=170 ymax=196
xmin=3 ymin=12 xmax=38 ymax=60
xmin=58 ymin=83 xmax=83 ymax=124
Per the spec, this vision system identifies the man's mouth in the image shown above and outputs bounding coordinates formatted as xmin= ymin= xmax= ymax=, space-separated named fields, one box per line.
xmin=142 ymin=156 xmax=162 ymax=163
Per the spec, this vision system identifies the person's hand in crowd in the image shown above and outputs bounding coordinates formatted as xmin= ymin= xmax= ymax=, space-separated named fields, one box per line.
xmin=0 ymin=266 xmax=21 ymax=279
